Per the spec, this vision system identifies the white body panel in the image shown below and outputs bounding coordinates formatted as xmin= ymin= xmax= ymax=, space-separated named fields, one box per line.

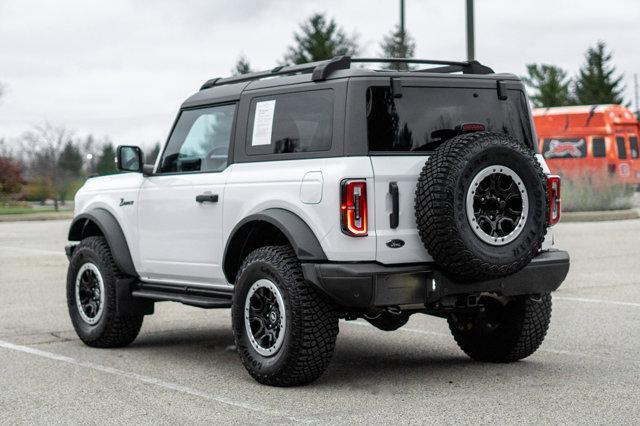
xmin=223 ymin=157 xmax=375 ymax=262
xmin=370 ymin=155 xmax=433 ymax=264
xmin=136 ymin=171 xmax=227 ymax=285
xmin=72 ymin=149 xmax=557 ymax=286
xmin=74 ymin=173 xmax=144 ymax=268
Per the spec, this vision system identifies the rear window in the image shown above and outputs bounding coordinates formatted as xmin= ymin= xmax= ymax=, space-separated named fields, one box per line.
xmin=592 ymin=137 xmax=606 ymax=158
xmin=366 ymin=86 xmax=534 ymax=152
xmin=246 ymin=90 xmax=333 ymax=155
xmin=629 ymin=136 xmax=639 ymax=159
xmin=542 ymin=138 xmax=587 ymax=159
xmin=616 ymin=136 xmax=627 ymax=159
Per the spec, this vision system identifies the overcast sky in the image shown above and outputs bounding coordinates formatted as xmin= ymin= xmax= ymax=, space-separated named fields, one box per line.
xmin=1 ymin=0 xmax=638 ymax=149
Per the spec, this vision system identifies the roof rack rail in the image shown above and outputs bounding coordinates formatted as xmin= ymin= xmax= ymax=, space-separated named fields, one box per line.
xmin=199 ymin=56 xmax=493 ymax=90
xmin=351 ymin=58 xmax=494 ymax=74
xmin=199 ymin=56 xmax=351 ymax=90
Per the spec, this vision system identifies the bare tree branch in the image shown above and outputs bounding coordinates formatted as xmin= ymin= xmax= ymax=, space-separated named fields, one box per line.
xmin=20 ymin=123 xmax=74 ymax=210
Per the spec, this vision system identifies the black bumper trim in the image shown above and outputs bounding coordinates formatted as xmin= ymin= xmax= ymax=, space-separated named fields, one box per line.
xmin=301 ymin=250 xmax=570 ymax=308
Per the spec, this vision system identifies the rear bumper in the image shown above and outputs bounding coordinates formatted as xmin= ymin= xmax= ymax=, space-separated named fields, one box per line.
xmin=301 ymin=250 xmax=570 ymax=308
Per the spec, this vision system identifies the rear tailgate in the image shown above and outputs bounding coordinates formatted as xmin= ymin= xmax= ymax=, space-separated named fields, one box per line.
xmin=370 ymin=155 xmax=432 ymax=264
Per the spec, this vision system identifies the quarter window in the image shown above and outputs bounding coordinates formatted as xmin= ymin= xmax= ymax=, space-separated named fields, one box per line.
xmin=246 ymin=90 xmax=333 ymax=155
xmin=591 ymin=137 xmax=606 ymax=158
xmin=159 ymin=104 xmax=235 ymax=173
xmin=616 ymin=136 xmax=627 ymax=160
xmin=629 ymin=136 xmax=639 ymax=159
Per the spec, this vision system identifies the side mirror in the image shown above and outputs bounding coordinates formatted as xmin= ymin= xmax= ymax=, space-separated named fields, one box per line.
xmin=116 ymin=145 xmax=143 ymax=173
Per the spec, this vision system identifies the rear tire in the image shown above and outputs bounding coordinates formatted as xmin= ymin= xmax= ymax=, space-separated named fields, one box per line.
xmin=66 ymin=236 xmax=143 ymax=348
xmin=448 ymin=293 xmax=552 ymax=362
xmin=232 ymin=245 xmax=339 ymax=387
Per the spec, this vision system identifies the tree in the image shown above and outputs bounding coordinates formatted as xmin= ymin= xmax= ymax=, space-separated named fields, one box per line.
xmin=20 ymin=123 xmax=72 ymax=210
xmin=57 ymin=140 xmax=83 ymax=204
xmin=80 ymin=134 xmax=98 ymax=174
xmin=283 ymin=13 xmax=358 ymax=65
xmin=523 ymin=64 xmax=574 ymax=107
xmin=96 ymin=142 xmax=117 ymax=176
xmin=232 ymin=55 xmax=252 ymax=75
xmin=380 ymin=25 xmax=416 ymax=71
xmin=574 ymin=41 xmax=625 ymax=105
xmin=0 ymin=156 xmax=25 ymax=202
xmin=146 ymin=142 xmax=161 ymax=164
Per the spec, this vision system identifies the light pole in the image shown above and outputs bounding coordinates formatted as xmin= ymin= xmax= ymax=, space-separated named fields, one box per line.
xmin=400 ymin=0 xmax=405 ymax=35
xmin=466 ymin=0 xmax=475 ymax=61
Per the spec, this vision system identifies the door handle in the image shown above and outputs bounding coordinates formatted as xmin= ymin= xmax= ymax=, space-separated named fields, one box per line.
xmin=389 ymin=182 xmax=399 ymax=229
xmin=195 ymin=194 xmax=219 ymax=203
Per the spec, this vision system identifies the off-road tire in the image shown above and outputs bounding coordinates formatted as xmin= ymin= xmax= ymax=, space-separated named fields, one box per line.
xmin=448 ymin=293 xmax=552 ymax=362
xmin=415 ymin=132 xmax=548 ymax=281
xmin=232 ymin=245 xmax=339 ymax=387
xmin=365 ymin=311 xmax=411 ymax=331
xmin=66 ymin=236 xmax=143 ymax=348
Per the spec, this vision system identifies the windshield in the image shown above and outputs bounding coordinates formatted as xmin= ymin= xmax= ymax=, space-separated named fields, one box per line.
xmin=366 ymin=86 xmax=535 ymax=152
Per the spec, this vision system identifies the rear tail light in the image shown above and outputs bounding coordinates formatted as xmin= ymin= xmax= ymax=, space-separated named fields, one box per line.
xmin=547 ymin=175 xmax=561 ymax=226
xmin=341 ymin=179 xmax=368 ymax=236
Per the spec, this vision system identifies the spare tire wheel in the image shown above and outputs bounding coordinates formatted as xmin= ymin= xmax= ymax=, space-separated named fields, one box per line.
xmin=414 ymin=132 xmax=548 ymax=282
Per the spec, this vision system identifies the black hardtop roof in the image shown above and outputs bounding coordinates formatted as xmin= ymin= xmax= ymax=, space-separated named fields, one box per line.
xmin=182 ymin=56 xmax=521 ymax=108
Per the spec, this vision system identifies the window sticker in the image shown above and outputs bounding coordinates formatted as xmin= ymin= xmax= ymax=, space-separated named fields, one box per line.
xmin=251 ymin=100 xmax=276 ymax=146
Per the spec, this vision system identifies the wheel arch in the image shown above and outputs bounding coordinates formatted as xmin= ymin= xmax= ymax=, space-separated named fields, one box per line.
xmin=223 ymin=208 xmax=327 ymax=284
xmin=68 ymin=208 xmax=137 ymax=277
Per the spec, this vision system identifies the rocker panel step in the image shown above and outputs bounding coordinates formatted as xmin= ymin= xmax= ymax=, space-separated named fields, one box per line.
xmin=131 ymin=289 xmax=232 ymax=309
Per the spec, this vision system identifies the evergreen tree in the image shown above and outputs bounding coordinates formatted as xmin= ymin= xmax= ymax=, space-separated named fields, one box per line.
xmin=232 ymin=55 xmax=252 ymax=75
xmin=81 ymin=134 xmax=97 ymax=174
xmin=574 ymin=41 xmax=625 ymax=105
xmin=523 ymin=64 xmax=574 ymax=107
xmin=58 ymin=140 xmax=83 ymax=175
xmin=283 ymin=13 xmax=358 ymax=65
xmin=380 ymin=25 xmax=416 ymax=71
xmin=96 ymin=143 xmax=117 ymax=176
xmin=57 ymin=140 xmax=83 ymax=203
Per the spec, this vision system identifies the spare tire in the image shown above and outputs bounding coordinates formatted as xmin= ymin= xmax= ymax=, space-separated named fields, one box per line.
xmin=415 ymin=132 xmax=547 ymax=282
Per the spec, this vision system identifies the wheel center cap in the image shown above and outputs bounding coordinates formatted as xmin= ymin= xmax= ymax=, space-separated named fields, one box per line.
xmin=269 ymin=310 xmax=278 ymax=324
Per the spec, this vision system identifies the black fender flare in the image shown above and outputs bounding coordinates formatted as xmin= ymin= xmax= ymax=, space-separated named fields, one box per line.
xmin=223 ymin=208 xmax=327 ymax=283
xmin=68 ymin=208 xmax=137 ymax=277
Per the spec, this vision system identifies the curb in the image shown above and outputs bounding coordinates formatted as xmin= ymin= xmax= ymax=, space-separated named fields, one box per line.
xmin=561 ymin=208 xmax=640 ymax=223
xmin=0 ymin=212 xmax=74 ymax=223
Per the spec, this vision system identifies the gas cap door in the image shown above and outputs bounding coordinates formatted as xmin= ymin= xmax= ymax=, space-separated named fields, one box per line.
xmin=300 ymin=171 xmax=323 ymax=204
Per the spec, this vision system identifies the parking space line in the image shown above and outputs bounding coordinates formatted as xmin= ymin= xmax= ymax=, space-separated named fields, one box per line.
xmin=0 ymin=245 xmax=64 ymax=256
xmin=0 ymin=339 xmax=313 ymax=423
xmin=554 ymin=296 xmax=640 ymax=308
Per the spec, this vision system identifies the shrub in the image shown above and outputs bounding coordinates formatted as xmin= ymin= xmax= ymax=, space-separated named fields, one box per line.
xmin=561 ymin=176 xmax=635 ymax=212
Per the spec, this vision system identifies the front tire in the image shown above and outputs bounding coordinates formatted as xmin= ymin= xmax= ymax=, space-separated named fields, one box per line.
xmin=448 ymin=293 xmax=552 ymax=362
xmin=232 ymin=245 xmax=339 ymax=386
xmin=66 ymin=236 xmax=143 ymax=348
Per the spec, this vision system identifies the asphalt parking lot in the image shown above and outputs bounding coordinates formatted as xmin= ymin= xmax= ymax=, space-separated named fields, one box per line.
xmin=1 ymin=219 xmax=639 ymax=424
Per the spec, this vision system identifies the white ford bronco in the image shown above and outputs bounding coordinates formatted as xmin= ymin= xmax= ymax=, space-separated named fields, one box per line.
xmin=65 ymin=57 xmax=569 ymax=386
